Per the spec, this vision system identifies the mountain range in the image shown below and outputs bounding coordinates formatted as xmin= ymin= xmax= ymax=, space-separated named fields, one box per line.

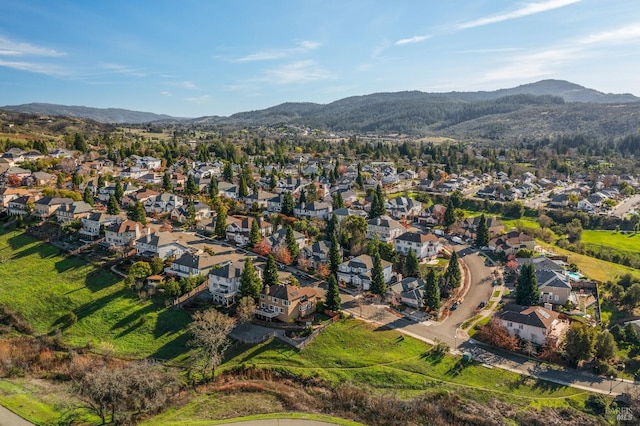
xmin=3 ymin=80 xmax=640 ymax=139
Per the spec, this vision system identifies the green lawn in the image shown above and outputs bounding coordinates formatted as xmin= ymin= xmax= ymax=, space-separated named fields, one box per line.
xmin=221 ymin=320 xmax=590 ymax=405
xmin=582 ymin=230 xmax=640 ymax=253
xmin=0 ymin=229 xmax=191 ymax=359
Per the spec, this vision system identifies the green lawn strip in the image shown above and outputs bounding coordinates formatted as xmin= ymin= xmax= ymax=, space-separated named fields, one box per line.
xmin=223 ymin=319 xmax=589 ymax=409
xmin=0 ymin=230 xmax=191 ymax=359
xmin=581 ymin=230 xmax=640 ymax=255
xmin=147 ymin=410 xmax=364 ymax=426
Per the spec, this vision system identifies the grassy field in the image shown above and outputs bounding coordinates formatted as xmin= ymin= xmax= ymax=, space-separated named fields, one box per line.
xmin=0 ymin=229 xmax=191 ymax=359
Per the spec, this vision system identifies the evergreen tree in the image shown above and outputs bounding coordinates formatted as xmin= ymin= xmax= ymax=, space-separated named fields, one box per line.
xmin=223 ymin=162 xmax=233 ymax=181
xmin=445 ymin=250 xmax=461 ymax=288
xmin=56 ymin=172 xmax=65 ymax=188
xmin=332 ymin=191 xmax=345 ymax=209
xmin=186 ymin=174 xmax=199 ymax=195
xmin=249 ymin=218 xmax=261 ymax=247
xmin=285 ymin=225 xmax=300 ymax=260
xmin=185 ymin=199 xmax=196 ymax=228
xmin=369 ymin=185 xmax=386 ymax=218
xmin=209 ymin=179 xmax=219 ymax=203
xmin=269 ymin=170 xmax=278 ymax=190
xmin=475 ymin=214 xmax=490 ymax=247
xmin=370 ymin=252 xmax=386 ymax=295
xmin=564 ymin=322 xmax=595 ymax=366
xmin=325 ymin=274 xmax=341 ymax=312
xmin=281 ymin=191 xmax=294 ymax=216
xmin=162 ymin=173 xmax=173 ymax=191
xmin=114 ymin=180 xmax=124 ymax=204
xmin=72 ymin=172 xmax=82 ymax=189
xmin=299 ymin=188 xmax=307 ymax=204
xmin=97 ymin=174 xmax=106 ymax=189
xmin=443 ymin=199 xmax=456 ymax=227
xmin=107 ymin=194 xmax=120 ymax=215
xmin=238 ymin=175 xmax=248 ymax=198
xmin=515 ymin=263 xmax=540 ymax=305
xmin=83 ymin=186 xmax=94 ymax=207
xmin=423 ymin=268 xmax=441 ymax=312
xmin=239 ymin=257 xmax=262 ymax=300
xmin=263 ymin=254 xmax=279 ymax=288
xmin=214 ymin=204 xmax=227 ymax=237
xmin=404 ymin=248 xmax=420 ymax=278
xmin=594 ymin=331 xmax=617 ymax=360
xmin=329 ymin=232 xmax=342 ymax=276
xmin=326 ymin=212 xmax=339 ymax=239
xmin=306 ymin=183 xmax=319 ymax=203
xmin=127 ymin=201 xmax=147 ymax=225
xmin=356 ymin=162 xmax=364 ymax=188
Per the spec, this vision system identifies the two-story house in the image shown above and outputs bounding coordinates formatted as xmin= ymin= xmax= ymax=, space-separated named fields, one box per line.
xmin=135 ymin=231 xmax=196 ymax=260
xmin=366 ymin=214 xmax=406 ymax=243
xmin=293 ymin=201 xmax=332 ymax=221
xmin=256 ymin=284 xmax=319 ymax=323
xmin=337 ymin=254 xmax=393 ymax=291
xmin=394 ymin=232 xmax=442 ymax=260
xmin=384 ymin=196 xmax=422 ymax=220
xmin=79 ymin=212 xmax=122 ymax=240
xmin=33 ymin=197 xmax=74 ymax=219
xmin=7 ymin=194 xmax=36 ymax=216
xmin=226 ymin=216 xmax=273 ymax=246
xmin=56 ymin=201 xmax=93 ymax=223
xmin=144 ymin=193 xmax=183 ymax=215
xmin=497 ymin=303 xmax=568 ymax=344
xmin=208 ymin=259 xmax=262 ymax=307
xmin=104 ymin=220 xmax=144 ymax=248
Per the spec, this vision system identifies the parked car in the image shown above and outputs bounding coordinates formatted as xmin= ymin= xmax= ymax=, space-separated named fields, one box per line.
xmin=478 ymin=300 xmax=487 ymax=309
xmin=451 ymin=301 xmax=460 ymax=311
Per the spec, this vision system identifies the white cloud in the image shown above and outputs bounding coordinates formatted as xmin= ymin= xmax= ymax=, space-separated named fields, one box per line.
xmin=579 ymin=23 xmax=640 ymax=45
xmin=99 ymin=63 xmax=146 ymax=77
xmin=183 ymin=95 xmax=209 ymax=104
xmin=265 ymin=60 xmax=333 ymax=84
xmin=456 ymin=0 xmax=582 ymax=30
xmin=0 ymin=58 xmax=70 ymax=76
xmin=161 ymin=91 xmax=172 ymax=96
xmin=0 ymin=36 xmax=64 ymax=57
xmin=234 ymin=40 xmax=321 ymax=62
xmin=461 ymin=47 xmax=521 ymax=54
xmin=395 ymin=35 xmax=431 ymax=46
xmin=167 ymin=80 xmax=197 ymax=89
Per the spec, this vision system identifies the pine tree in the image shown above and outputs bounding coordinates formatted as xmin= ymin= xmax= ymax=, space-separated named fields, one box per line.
xmin=185 ymin=199 xmax=196 ymax=227
xmin=282 ymin=191 xmax=294 ymax=216
xmin=369 ymin=185 xmax=386 ymax=218
xmin=186 ymin=174 xmax=199 ymax=195
xmin=238 ymin=175 xmax=248 ymax=198
xmin=263 ymin=254 xmax=279 ymax=288
xmin=299 ymin=188 xmax=307 ymax=204
xmin=249 ymin=218 xmax=261 ymax=247
xmin=83 ymin=186 xmax=94 ymax=207
xmin=325 ymin=274 xmax=341 ymax=312
xmin=443 ymin=199 xmax=456 ymax=227
xmin=445 ymin=250 xmax=461 ymax=288
xmin=285 ymin=225 xmax=300 ymax=259
xmin=162 ymin=173 xmax=173 ymax=191
xmin=515 ymin=263 xmax=540 ymax=305
xmin=127 ymin=201 xmax=147 ymax=225
xmin=356 ymin=162 xmax=364 ymax=188
xmin=107 ymin=194 xmax=120 ymax=215
xmin=423 ymin=268 xmax=441 ymax=312
xmin=332 ymin=191 xmax=345 ymax=210
xmin=370 ymin=252 xmax=386 ymax=295
xmin=269 ymin=170 xmax=278 ymax=190
xmin=329 ymin=232 xmax=342 ymax=276
xmin=306 ymin=182 xmax=318 ymax=203
xmin=209 ymin=179 xmax=219 ymax=203
xmin=475 ymin=214 xmax=489 ymax=247
xmin=97 ymin=174 xmax=106 ymax=189
xmin=326 ymin=212 xmax=339 ymax=239
xmin=214 ymin=204 xmax=227 ymax=237
xmin=239 ymin=257 xmax=262 ymax=300
xmin=223 ymin=162 xmax=233 ymax=181
xmin=72 ymin=172 xmax=82 ymax=189
xmin=114 ymin=180 xmax=124 ymax=204
xmin=404 ymin=248 xmax=420 ymax=278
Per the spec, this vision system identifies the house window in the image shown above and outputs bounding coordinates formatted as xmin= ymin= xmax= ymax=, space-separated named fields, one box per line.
xmin=518 ymin=324 xmax=524 ymax=330
xmin=507 ymin=322 xmax=513 ymax=327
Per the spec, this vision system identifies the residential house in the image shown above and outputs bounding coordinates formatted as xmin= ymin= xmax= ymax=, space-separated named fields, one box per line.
xmin=144 ymin=193 xmax=183 ymax=215
xmin=165 ymin=251 xmax=224 ymax=278
xmin=170 ymin=202 xmax=212 ymax=224
xmin=488 ymin=231 xmax=535 ymax=255
xmin=497 ymin=303 xmax=569 ymax=344
xmin=299 ymin=240 xmax=339 ymax=269
xmin=208 ymin=259 xmax=261 ymax=307
xmin=333 ymin=207 xmax=367 ymax=223
xmin=33 ymin=197 xmax=73 ymax=219
xmin=256 ymin=284 xmax=318 ymax=323
xmin=28 ymin=171 xmax=56 ymax=186
xmin=56 ymin=201 xmax=93 ymax=223
xmin=337 ymin=254 xmax=393 ymax=291
xmin=417 ymin=204 xmax=446 ymax=226
xmin=244 ymin=190 xmax=278 ymax=209
xmin=457 ymin=216 xmax=504 ymax=240
xmin=418 ymin=179 xmax=435 ymax=191
xmin=388 ymin=277 xmax=426 ymax=309
xmin=104 ymin=220 xmax=144 ymax=248
xmin=135 ymin=231 xmax=196 ymax=260
xmin=7 ymin=194 xmax=36 ymax=216
xmin=268 ymin=227 xmax=305 ymax=251
xmin=293 ymin=201 xmax=332 ymax=221
xmin=226 ymin=215 xmax=273 ymax=246
xmin=366 ymin=214 xmax=406 ymax=243
xmin=536 ymin=270 xmax=572 ymax=305
xmin=549 ymin=194 xmax=570 ymax=208
xmin=385 ymin=196 xmax=422 ymax=220
xmin=79 ymin=212 xmax=121 ymax=240
xmin=218 ymin=182 xmax=238 ymax=199
xmin=476 ymin=186 xmax=498 ymax=199
xmin=267 ymin=193 xmax=286 ymax=213
xmin=394 ymin=232 xmax=442 ymax=260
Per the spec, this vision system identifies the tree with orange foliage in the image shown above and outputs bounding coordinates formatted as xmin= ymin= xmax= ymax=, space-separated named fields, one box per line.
xmin=476 ymin=318 xmax=519 ymax=351
xmin=272 ymin=244 xmax=292 ymax=265
xmin=316 ymin=263 xmax=330 ymax=279
xmin=253 ymin=239 xmax=271 ymax=256
xmin=6 ymin=174 xmax=21 ymax=187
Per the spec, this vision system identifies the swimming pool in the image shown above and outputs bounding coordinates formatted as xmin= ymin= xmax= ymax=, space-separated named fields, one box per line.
xmin=567 ymin=271 xmax=582 ymax=280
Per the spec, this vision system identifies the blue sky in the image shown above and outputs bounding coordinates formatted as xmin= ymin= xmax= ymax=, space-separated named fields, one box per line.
xmin=1 ymin=0 xmax=639 ymax=117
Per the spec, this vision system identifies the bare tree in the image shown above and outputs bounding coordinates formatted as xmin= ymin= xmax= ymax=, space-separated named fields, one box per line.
xmin=188 ymin=309 xmax=236 ymax=381
xmin=236 ymin=296 xmax=256 ymax=324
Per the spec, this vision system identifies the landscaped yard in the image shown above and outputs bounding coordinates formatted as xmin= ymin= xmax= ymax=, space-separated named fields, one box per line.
xmin=0 ymin=229 xmax=191 ymax=359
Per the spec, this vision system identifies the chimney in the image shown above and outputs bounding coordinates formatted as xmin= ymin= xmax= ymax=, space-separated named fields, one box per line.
xmin=544 ymin=303 xmax=553 ymax=311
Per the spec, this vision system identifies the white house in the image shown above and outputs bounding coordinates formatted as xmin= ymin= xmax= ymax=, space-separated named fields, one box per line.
xmin=366 ymin=214 xmax=406 ymax=243
xmin=337 ymin=254 xmax=393 ymax=291
xmin=208 ymin=259 xmax=261 ymax=307
xmin=104 ymin=220 xmax=144 ymax=248
xmin=394 ymin=232 xmax=442 ymax=260
xmin=144 ymin=193 xmax=183 ymax=215
xmin=293 ymin=201 xmax=332 ymax=221
xmin=79 ymin=212 xmax=122 ymax=240
xmin=135 ymin=231 xmax=195 ymax=260
xmin=497 ymin=304 xmax=568 ymax=344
